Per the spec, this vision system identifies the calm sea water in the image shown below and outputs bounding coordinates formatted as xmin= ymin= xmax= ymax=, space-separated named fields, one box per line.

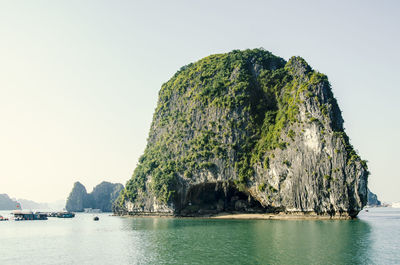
xmin=0 ymin=208 xmax=399 ymax=265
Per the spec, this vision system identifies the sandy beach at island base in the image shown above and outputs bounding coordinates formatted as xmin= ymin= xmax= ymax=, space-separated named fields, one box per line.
xmin=209 ymin=212 xmax=355 ymax=220
xmin=117 ymin=211 xmax=357 ymax=220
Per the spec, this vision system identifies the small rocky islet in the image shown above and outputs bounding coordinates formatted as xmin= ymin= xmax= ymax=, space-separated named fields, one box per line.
xmin=113 ymin=48 xmax=369 ymax=219
xmin=66 ymin=181 xmax=123 ymax=212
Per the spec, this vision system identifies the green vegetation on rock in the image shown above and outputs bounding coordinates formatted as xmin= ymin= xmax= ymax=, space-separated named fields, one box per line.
xmin=116 ymin=48 xmax=368 ymax=217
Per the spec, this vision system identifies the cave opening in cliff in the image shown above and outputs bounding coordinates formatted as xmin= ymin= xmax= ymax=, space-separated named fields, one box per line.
xmin=178 ymin=181 xmax=266 ymax=216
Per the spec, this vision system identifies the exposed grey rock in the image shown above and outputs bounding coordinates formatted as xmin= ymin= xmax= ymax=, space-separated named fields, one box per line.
xmin=66 ymin=181 xmax=124 ymax=212
xmin=90 ymin=182 xmax=124 ymax=212
xmin=116 ymin=49 xmax=369 ymax=218
xmin=65 ymin=182 xmax=89 ymax=212
xmin=367 ymin=189 xmax=381 ymax=206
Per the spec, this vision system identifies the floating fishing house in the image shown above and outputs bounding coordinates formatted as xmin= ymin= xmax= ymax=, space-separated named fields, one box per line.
xmin=13 ymin=211 xmax=48 ymax=221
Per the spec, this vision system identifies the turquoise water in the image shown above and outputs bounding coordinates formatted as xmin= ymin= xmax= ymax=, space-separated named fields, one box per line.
xmin=0 ymin=208 xmax=399 ymax=264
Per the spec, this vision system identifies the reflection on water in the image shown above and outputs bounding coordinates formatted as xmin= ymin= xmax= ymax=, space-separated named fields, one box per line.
xmin=121 ymin=217 xmax=373 ymax=265
xmin=1 ymin=208 xmax=399 ymax=265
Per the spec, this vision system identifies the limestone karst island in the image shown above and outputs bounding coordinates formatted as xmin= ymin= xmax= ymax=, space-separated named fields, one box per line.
xmin=3 ymin=1 xmax=399 ymax=263
xmin=113 ymin=49 xmax=369 ymax=219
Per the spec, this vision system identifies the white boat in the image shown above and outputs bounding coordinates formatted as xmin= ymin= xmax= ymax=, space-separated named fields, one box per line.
xmin=391 ymin=202 xmax=400 ymax=208
xmin=84 ymin=208 xmax=102 ymax=213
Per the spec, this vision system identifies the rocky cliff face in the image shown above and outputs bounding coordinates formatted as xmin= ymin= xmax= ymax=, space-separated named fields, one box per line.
xmin=115 ymin=49 xmax=369 ymax=218
xmin=367 ymin=189 xmax=381 ymax=206
xmin=90 ymin=182 xmax=124 ymax=212
xmin=66 ymin=181 xmax=123 ymax=212
xmin=65 ymin=182 xmax=90 ymax=212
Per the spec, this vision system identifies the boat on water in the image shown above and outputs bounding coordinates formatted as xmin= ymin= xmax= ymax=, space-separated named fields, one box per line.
xmin=84 ymin=208 xmax=102 ymax=213
xmin=46 ymin=211 xmax=76 ymax=218
xmin=12 ymin=210 xmax=48 ymax=221
xmin=0 ymin=215 xmax=9 ymax=221
xmin=57 ymin=212 xmax=75 ymax=218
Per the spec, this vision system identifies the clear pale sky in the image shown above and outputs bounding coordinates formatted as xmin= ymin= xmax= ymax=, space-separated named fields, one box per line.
xmin=0 ymin=1 xmax=399 ymax=203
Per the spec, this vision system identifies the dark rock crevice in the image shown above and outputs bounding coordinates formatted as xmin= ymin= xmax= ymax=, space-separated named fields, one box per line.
xmin=177 ymin=181 xmax=272 ymax=216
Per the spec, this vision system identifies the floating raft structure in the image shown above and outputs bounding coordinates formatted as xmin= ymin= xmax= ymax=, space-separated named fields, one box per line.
xmin=12 ymin=210 xmax=48 ymax=221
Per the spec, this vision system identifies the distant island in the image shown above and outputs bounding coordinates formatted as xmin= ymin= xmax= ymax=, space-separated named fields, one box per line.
xmin=0 ymin=194 xmax=20 ymax=210
xmin=66 ymin=181 xmax=123 ymax=212
xmin=17 ymin=199 xmax=49 ymax=210
xmin=114 ymin=48 xmax=369 ymax=219
xmin=0 ymin=194 xmax=53 ymax=210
